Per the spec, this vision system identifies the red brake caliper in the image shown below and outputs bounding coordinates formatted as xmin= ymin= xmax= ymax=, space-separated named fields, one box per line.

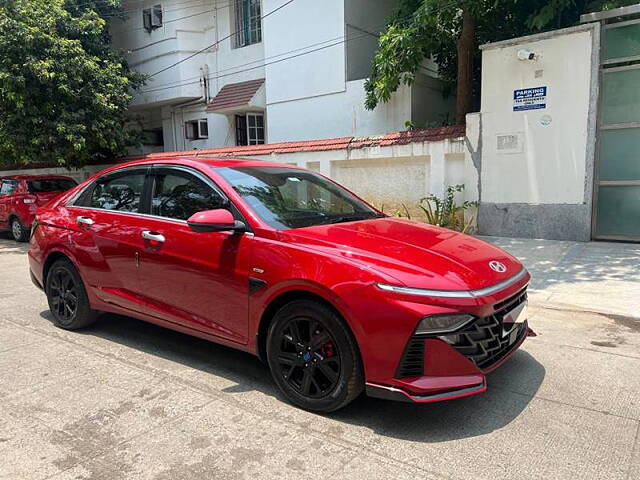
xmin=322 ymin=342 xmax=334 ymax=358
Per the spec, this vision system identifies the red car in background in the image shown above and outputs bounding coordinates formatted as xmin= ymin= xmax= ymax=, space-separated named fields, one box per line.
xmin=0 ymin=175 xmax=77 ymax=242
xmin=28 ymin=157 xmax=533 ymax=412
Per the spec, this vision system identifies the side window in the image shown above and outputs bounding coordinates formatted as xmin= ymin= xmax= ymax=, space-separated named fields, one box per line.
xmin=0 ymin=180 xmax=18 ymax=195
xmin=151 ymin=172 xmax=226 ymax=221
xmin=233 ymin=0 xmax=262 ymax=48
xmin=90 ymin=173 xmax=146 ymax=213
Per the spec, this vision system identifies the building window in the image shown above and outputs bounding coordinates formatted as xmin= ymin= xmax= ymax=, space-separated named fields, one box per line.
xmin=142 ymin=128 xmax=164 ymax=147
xmin=185 ymin=119 xmax=209 ymax=140
xmin=143 ymin=5 xmax=163 ymax=32
xmin=234 ymin=0 xmax=262 ymax=48
xmin=235 ymin=113 xmax=264 ymax=146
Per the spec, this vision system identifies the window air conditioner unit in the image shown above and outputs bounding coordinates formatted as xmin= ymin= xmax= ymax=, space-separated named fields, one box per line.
xmin=152 ymin=5 xmax=163 ymax=28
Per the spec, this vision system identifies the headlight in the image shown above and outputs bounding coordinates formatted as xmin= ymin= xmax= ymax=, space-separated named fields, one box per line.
xmin=416 ymin=314 xmax=474 ymax=335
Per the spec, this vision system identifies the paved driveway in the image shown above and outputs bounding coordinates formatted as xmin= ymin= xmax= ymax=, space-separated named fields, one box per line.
xmin=0 ymin=234 xmax=638 ymax=480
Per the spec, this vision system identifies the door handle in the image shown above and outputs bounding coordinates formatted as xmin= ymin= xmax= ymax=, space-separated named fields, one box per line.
xmin=141 ymin=230 xmax=165 ymax=243
xmin=76 ymin=216 xmax=94 ymax=227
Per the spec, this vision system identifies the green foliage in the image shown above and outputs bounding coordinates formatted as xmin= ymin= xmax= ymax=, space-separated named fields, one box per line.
xmin=405 ymin=114 xmax=453 ymax=130
xmin=418 ymin=184 xmax=478 ymax=233
xmin=527 ymin=0 xmax=637 ymax=29
xmin=365 ymin=0 xmax=635 ymax=112
xmin=0 ymin=0 xmax=145 ymax=167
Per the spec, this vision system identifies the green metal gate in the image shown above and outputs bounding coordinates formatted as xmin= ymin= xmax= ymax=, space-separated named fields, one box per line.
xmin=594 ymin=15 xmax=640 ymax=240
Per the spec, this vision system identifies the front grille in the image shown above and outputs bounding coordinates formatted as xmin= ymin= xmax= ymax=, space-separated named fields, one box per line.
xmin=395 ymin=289 xmax=528 ymax=378
xmin=447 ymin=316 xmax=526 ymax=370
xmin=446 ymin=291 xmax=528 ymax=370
xmin=494 ymin=287 xmax=527 ymax=312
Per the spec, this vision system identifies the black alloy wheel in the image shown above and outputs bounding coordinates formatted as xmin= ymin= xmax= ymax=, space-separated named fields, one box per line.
xmin=49 ymin=267 xmax=78 ymax=324
xmin=277 ymin=317 xmax=342 ymax=398
xmin=45 ymin=259 xmax=98 ymax=330
xmin=267 ymin=300 xmax=363 ymax=412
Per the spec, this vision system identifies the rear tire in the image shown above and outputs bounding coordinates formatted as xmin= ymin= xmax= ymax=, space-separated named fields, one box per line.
xmin=11 ymin=218 xmax=28 ymax=242
xmin=45 ymin=259 xmax=98 ymax=330
xmin=266 ymin=300 xmax=364 ymax=412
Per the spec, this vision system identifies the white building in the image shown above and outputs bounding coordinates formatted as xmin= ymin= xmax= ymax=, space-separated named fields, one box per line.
xmin=110 ymin=0 xmax=454 ymax=154
xmin=11 ymin=2 xmax=634 ymax=242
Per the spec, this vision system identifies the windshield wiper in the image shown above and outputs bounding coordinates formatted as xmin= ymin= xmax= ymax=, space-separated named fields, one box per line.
xmin=321 ymin=213 xmax=384 ymax=225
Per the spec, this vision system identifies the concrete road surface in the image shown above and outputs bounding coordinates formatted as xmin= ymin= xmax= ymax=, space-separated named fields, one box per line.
xmin=0 ymin=233 xmax=638 ymax=480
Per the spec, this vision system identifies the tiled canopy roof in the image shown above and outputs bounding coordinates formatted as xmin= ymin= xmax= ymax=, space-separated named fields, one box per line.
xmin=206 ymin=78 xmax=265 ymax=112
xmin=1 ymin=126 xmax=466 ymax=171
xmin=135 ymin=125 xmax=466 ymax=160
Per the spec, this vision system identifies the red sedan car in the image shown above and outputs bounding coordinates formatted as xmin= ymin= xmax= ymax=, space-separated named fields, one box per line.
xmin=28 ymin=157 xmax=532 ymax=412
xmin=1 ymin=174 xmax=77 ymax=242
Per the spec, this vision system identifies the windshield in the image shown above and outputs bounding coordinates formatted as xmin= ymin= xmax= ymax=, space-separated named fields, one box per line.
xmin=216 ymin=166 xmax=382 ymax=229
xmin=28 ymin=179 xmax=77 ymax=193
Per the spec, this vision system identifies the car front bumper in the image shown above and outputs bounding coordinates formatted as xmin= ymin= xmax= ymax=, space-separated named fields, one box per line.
xmin=30 ymin=268 xmax=44 ymax=291
xmin=360 ymin=275 xmax=534 ymax=404
xmin=365 ymin=321 xmax=534 ymax=403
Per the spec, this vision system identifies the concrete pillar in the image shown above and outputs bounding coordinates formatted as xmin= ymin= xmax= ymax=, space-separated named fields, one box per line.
xmin=161 ymin=106 xmax=176 ymax=152
xmin=319 ymin=159 xmax=331 ymax=178
xmin=428 ymin=140 xmax=446 ymax=198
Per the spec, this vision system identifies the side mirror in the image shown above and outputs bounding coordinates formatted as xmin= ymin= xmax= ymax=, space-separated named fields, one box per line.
xmin=187 ymin=209 xmax=246 ymax=234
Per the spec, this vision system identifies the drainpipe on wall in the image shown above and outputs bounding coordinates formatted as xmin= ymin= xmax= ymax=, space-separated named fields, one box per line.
xmin=201 ymin=65 xmax=211 ymax=103
xmin=169 ymin=68 xmax=208 ymax=151
xmin=171 ymin=97 xmax=204 ymax=151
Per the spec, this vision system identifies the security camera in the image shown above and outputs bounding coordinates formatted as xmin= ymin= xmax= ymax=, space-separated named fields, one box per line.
xmin=517 ymin=49 xmax=536 ymax=61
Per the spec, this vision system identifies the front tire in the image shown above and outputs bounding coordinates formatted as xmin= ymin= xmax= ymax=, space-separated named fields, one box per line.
xmin=11 ymin=218 xmax=28 ymax=242
xmin=266 ymin=300 xmax=364 ymax=412
xmin=45 ymin=259 xmax=98 ymax=330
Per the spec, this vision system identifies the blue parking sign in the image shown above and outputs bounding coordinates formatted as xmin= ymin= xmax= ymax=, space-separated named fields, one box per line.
xmin=513 ymin=87 xmax=547 ymax=111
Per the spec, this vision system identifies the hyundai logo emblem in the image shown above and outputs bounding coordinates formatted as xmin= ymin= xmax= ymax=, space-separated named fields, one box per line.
xmin=489 ymin=261 xmax=507 ymax=273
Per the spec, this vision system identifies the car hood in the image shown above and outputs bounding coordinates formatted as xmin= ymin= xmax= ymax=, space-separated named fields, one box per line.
xmin=281 ymin=218 xmax=524 ymax=291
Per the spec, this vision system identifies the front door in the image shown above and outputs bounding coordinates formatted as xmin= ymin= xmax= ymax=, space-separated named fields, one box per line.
xmin=595 ymin=20 xmax=640 ymax=240
xmin=138 ymin=166 xmax=251 ymax=344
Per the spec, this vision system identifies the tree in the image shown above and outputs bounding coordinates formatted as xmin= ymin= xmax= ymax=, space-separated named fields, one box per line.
xmin=365 ymin=0 xmax=635 ymax=124
xmin=0 ymin=0 xmax=145 ymax=168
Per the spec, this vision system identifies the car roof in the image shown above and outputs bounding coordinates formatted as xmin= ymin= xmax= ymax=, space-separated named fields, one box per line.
xmin=116 ymin=156 xmax=303 ymax=170
xmin=0 ymin=174 xmax=76 ymax=181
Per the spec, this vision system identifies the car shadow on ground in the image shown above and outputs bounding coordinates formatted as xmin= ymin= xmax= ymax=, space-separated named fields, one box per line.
xmin=39 ymin=310 xmax=545 ymax=443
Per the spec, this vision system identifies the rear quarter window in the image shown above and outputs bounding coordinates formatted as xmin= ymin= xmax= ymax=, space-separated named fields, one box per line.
xmin=28 ymin=179 xmax=77 ymax=193
xmin=0 ymin=180 xmax=18 ymax=195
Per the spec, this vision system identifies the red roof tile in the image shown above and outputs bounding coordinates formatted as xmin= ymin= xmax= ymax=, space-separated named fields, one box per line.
xmin=3 ymin=125 xmax=467 ymax=172
xmin=206 ymin=78 xmax=265 ymax=112
xmin=129 ymin=126 xmax=465 ymax=162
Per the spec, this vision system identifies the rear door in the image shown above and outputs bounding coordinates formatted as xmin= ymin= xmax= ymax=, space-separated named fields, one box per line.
xmin=68 ymin=167 xmax=151 ymax=312
xmin=136 ymin=166 xmax=252 ymax=344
